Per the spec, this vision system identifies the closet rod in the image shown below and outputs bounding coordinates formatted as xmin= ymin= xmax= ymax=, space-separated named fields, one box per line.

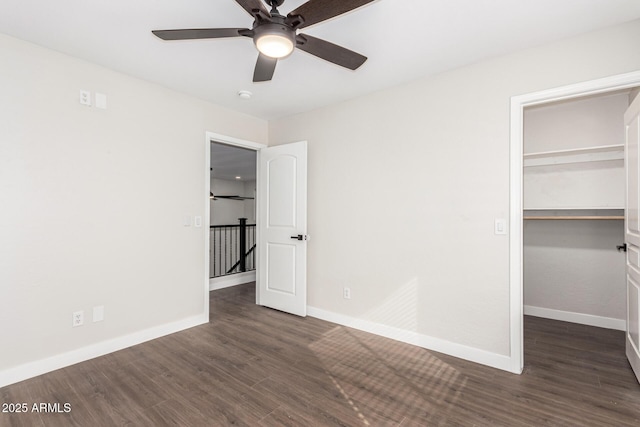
xmin=523 ymin=216 xmax=624 ymax=220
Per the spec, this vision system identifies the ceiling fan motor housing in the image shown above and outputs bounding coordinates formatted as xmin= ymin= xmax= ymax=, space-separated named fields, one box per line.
xmin=252 ymin=22 xmax=296 ymax=58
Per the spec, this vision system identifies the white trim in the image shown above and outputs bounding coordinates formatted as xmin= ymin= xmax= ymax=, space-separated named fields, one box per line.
xmin=204 ymin=134 xmax=211 ymax=319
xmin=308 ymin=306 xmax=513 ymax=372
xmin=0 ymin=314 xmax=207 ymax=388
xmin=524 ymin=305 xmax=626 ymax=331
xmin=209 ymin=271 xmax=256 ymax=291
xmin=206 ymin=131 xmax=266 ymax=151
xmin=510 ymin=70 xmax=640 ymax=374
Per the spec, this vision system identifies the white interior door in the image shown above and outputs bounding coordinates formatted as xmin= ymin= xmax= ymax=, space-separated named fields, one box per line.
xmin=257 ymin=141 xmax=307 ymax=316
xmin=625 ymin=93 xmax=640 ymax=383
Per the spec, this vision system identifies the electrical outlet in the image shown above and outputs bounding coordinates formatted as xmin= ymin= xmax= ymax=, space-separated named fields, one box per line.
xmin=343 ymin=287 xmax=351 ymax=299
xmin=79 ymin=90 xmax=91 ymax=106
xmin=72 ymin=310 xmax=84 ymax=327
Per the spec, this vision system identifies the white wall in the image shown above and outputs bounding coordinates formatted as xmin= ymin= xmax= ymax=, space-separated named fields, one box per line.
xmin=524 ymin=220 xmax=626 ymax=324
xmin=523 ymin=93 xmax=627 ymax=209
xmin=211 ymin=178 xmax=251 ymax=225
xmin=523 ymin=93 xmax=628 ymax=327
xmin=524 ymin=92 xmax=628 ymax=153
xmin=0 ymin=33 xmax=267 ymax=385
xmin=243 ymin=180 xmax=256 ymax=223
xmin=210 ymin=178 xmax=255 ymax=225
xmin=269 ymin=19 xmax=640 ymax=364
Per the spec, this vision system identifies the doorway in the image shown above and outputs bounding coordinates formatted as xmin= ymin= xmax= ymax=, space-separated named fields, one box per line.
xmin=203 ymin=132 xmax=309 ymax=317
xmin=204 ymin=132 xmax=266 ymax=311
xmin=209 ymin=141 xmax=257 ymax=290
xmin=522 ymin=91 xmax=629 ymax=333
xmin=508 ymin=71 xmax=640 ymax=374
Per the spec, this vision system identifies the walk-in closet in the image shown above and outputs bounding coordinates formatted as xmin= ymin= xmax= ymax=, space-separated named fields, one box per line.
xmin=523 ymin=90 xmax=635 ymax=330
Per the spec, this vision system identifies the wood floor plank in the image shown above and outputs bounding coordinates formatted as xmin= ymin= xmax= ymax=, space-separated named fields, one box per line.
xmin=143 ymin=398 xmax=211 ymax=427
xmin=0 ymin=383 xmax=45 ymax=427
xmin=2 ymin=281 xmax=639 ymax=427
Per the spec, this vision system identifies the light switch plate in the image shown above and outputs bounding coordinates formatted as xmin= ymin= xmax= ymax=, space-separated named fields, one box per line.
xmin=95 ymin=93 xmax=107 ymax=109
xmin=93 ymin=305 xmax=104 ymax=322
xmin=495 ymin=219 xmax=507 ymax=235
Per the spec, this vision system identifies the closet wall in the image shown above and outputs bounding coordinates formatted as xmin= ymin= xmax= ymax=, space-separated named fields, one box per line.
xmin=523 ymin=92 xmax=630 ymax=330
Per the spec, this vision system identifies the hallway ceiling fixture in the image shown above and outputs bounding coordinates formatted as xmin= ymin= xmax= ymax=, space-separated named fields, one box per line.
xmin=152 ymin=0 xmax=373 ymax=82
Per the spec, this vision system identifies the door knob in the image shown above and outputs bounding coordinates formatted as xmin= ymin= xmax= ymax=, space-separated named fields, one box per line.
xmin=290 ymin=234 xmax=308 ymax=241
xmin=617 ymin=243 xmax=627 ymax=252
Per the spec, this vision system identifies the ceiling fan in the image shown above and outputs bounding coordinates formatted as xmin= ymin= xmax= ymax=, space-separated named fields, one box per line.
xmin=152 ymin=0 xmax=374 ymax=82
xmin=210 ymin=192 xmax=254 ymax=201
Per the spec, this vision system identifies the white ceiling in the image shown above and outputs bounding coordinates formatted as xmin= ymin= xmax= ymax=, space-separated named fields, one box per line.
xmin=2 ymin=1 xmax=640 ymax=121
xmin=211 ymin=142 xmax=256 ymax=181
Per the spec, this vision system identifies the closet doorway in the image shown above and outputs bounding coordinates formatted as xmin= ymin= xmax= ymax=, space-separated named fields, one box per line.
xmin=509 ymin=71 xmax=640 ymax=374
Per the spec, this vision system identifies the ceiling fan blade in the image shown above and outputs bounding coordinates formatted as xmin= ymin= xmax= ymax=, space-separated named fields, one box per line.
xmin=253 ymin=53 xmax=277 ymax=82
xmin=152 ymin=28 xmax=247 ymax=40
xmin=287 ymin=0 xmax=375 ymax=29
xmin=216 ymin=195 xmax=255 ymax=200
xmin=296 ymin=34 xmax=366 ymax=70
xmin=235 ymin=0 xmax=271 ymax=19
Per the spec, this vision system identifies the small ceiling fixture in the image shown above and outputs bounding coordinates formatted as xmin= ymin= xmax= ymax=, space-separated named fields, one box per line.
xmin=238 ymin=90 xmax=252 ymax=99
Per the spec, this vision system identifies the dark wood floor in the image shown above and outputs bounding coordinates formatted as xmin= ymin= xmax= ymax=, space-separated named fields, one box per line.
xmin=1 ymin=283 xmax=639 ymax=426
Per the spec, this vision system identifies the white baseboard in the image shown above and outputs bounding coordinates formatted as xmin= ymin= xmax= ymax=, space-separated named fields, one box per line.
xmin=524 ymin=305 xmax=626 ymax=331
xmin=0 ymin=314 xmax=208 ymax=388
xmin=307 ymin=306 xmax=517 ymax=373
xmin=209 ymin=271 xmax=256 ymax=291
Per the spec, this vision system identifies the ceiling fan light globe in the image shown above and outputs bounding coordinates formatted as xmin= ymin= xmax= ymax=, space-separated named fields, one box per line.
xmin=256 ymin=34 xmax=294 ymax=59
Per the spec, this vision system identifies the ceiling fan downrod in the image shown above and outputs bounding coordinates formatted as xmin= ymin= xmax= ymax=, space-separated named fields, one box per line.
xmin=265 ymin=0 xmax=286 ymax=17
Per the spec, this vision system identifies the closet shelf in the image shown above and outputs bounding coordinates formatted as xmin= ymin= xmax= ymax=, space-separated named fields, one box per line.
xmin=524 ymin=208 xmax=624 ymax=220
xmin=524 ymin=215 xmax=624 ymax=220
xmin=523 ymin=144 xmax=624 ymax=167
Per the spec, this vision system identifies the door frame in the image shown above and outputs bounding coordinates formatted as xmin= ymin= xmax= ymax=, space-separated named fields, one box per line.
xmin=509 ymin=70 xmax=640 ymax=374
xmin=204 ymin=131 xmax=267 ymax=317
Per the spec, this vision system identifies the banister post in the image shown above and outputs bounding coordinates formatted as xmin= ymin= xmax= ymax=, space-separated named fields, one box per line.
xmin=239 ymin=218 xmax=247 ymax=272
